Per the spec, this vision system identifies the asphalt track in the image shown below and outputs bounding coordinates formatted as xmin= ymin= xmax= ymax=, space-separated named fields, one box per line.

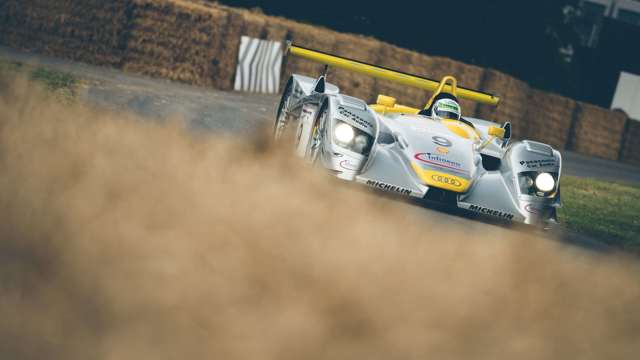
xmin=1 ymin=46 xmax=637 ymax=252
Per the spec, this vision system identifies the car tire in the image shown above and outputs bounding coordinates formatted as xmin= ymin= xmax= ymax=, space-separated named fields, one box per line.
xmin=274 ymin=79 xmax=293 ymax=140
xmin=306 ymin=102 xmax=328 ymax=164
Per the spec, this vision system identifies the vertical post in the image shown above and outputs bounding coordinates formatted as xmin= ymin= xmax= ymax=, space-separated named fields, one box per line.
xmin=618 ymin=115 xmax=631 ymax=161
xmin=565 ymin=102 xmax=582 ymax=151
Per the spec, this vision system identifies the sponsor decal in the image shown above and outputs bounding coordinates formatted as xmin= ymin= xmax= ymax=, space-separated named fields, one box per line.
xmin=414 ymin=152 xmax=465 ymax=173
xmin=436 ymin=146 xmax=449 ymax=154
xmin=338 ymin=106 xmax=372 ymax=129
xmin=339 ymin=160 xmax=359 ymax=171
xmin=366 ymin=180 xmax=412 ymax=196
xmin=519 ymin=159 xmax=556 ymax=169
xmin=468 ymin=204 xmax=514 ymax=220
xmin=524 ymin=204 xmax=542 ymax=215
xmin=432 ymin=135 xmax=452 ymax=147
xmin=431 ymin=174 xmax=462 ymax=188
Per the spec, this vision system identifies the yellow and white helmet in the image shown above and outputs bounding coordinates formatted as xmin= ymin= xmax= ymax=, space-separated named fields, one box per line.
xmin=431 ymin=98 xmax=461 ymax=121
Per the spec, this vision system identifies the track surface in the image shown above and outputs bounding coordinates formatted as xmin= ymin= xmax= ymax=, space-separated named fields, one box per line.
xmin=1 ymin=45 xmax=636 ymax=251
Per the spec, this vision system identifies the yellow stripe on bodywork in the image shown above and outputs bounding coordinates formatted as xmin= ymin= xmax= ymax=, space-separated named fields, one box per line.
xmin=411 ymin=162 xmax=471 ymax=193
xmin=370 ymin=103 xmax=421 ymax=115
xmin=288 ymin=44 xmax=501 ymax=106
xmin=442 ymin=119 xmax=480 ymax=140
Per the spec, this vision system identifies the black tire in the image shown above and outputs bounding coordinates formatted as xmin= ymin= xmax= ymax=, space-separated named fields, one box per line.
xmin=274 ymin=79 xmax=293 ymax=139
xmin=307 ymin=102 xmax=329 ymax=164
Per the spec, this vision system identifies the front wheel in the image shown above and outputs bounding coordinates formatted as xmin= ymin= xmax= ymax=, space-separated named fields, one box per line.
xmin=274 ymin=79 xmax=293 ymax=140
xmin=306 ymin=103 xmax=328 ymax=165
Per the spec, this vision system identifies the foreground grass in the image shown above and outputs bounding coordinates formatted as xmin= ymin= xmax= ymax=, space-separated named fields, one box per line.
xmin=559 ymin=176 xmax=640 ymax=252
xmin=0 ymin=57 xmax=78 ymax=100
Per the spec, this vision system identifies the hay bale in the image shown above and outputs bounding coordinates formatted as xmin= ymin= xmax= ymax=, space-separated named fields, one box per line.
xmin=0 ymin=0 xmax=133 ymax=66
xmin=264 ymin=17 xmax=290 ymax=42
xmin=621 ymin=120 xmax=640 ymax=165
xmin=213 ymin=10 xmax=245 ymax=89
xmin=476 ymin=70 xmax=531 ymax=137
xmin=523 ymin=90 xmax=576 ymax=149
xmin=371 ymin=44 xmax=431 ymax=108
xmin=122 ymin=0 xmax=229 ymax=87
xmin=571 ymin=103 xmax=627 ymax=160
xmin=281 ymin=21 xmax=337 ymax=88
xmin=329 ymin=33 xmax=380 ymax=101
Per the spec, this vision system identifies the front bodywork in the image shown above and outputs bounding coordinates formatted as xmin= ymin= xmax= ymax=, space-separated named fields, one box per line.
xmin=277 ymin=74 xmax=562 ymax=225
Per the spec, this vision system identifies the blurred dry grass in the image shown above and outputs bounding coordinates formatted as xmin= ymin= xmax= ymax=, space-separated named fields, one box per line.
xmin=1 ymin=75 xmax=640 ymax=359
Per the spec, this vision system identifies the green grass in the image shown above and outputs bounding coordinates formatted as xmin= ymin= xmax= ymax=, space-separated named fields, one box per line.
xmin=30 ymin=67 xmax=77 ymax=91
xmin=0 ymin=58 xmax=24 ymax=73
xmin=559 ymin=176 xmax=640 ymax=252
xmin=0 ymin=57 xmax=78 ymax=100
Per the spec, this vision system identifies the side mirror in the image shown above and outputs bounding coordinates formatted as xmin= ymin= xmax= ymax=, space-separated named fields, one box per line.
xmin=312 ymin=75 xmax=326 ymax=93
xmin=501 ymin=122 xmax=511 ymax=148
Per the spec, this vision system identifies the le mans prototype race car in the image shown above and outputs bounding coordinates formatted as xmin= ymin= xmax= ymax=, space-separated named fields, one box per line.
xmin=274 ymin=44 xmax=562 ymax=226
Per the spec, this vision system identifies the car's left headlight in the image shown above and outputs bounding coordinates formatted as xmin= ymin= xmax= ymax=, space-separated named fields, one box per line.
xmin=535 ymin=172 xmax=555 ymax=192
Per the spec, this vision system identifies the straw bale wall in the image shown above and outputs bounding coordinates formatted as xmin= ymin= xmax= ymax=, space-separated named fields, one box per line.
xmin=0 ymin=0 xmax=133 ymax=66
xmin=523 ymin=90 xmax=577 ymax=150
xmin=329 ymin=33 xmax=381 ymax=101
xmin=620 ymin=120 xmax=640 ymax=165
xmin=283 ymin=21 xmax=336 ymax=88
xmin=476 ymin=70 xmax=531 ymax=137
xmin=372 ymin=44 xmax=432 ymax=109
xmin=121 ymin=0 xmax=229 ymax=87
xmin=570 ymin=103 xmax=627 ymax=160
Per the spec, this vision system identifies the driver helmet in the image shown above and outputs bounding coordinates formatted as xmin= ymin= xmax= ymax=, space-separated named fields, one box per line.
xmin=431 ymin=98 xmax=461 ymax=121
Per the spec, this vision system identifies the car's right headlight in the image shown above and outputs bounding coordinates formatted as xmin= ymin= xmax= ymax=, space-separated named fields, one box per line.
xmin=535 ymin=172 xmax=555 ymax=192
xmin=334 ymin=122 xmax=355 ymax=143
xmin=519 ymin=171 xmax=558 ymax=197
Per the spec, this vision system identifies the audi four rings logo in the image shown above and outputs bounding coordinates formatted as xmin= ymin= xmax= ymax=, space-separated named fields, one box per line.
xmin=432 ymin=136 xmax=452 ymax=147
xmin=431 ymin=174 xmax=462 ymax=187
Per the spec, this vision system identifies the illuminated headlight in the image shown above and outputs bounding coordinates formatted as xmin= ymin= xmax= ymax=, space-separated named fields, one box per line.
xmin=334 ymin=123 xmax=355 ymax=144
xmin=333 ymin=121 xmax=374 ymax=155
xmin=535 ymin=172 xmax=555 ymax=192
xmin=518 ymin=171 xmax=558 ymax=197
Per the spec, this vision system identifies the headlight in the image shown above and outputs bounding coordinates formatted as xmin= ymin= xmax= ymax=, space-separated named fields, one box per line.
xmin=333 ymin=121 xmax=373 ymax=155
xmin=518 ymin=171 xmax=558 ymax=197
xmin=535 ymin=172 xmax=555 ymax=192
xmin=352 ymin=135 xmax=369 ymax=153
xmin=334 ymin=123 xmax=355 ymax=143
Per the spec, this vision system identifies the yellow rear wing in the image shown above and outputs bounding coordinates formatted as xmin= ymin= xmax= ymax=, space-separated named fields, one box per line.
xmin=286 ymin=43 xmax=500 ymax=106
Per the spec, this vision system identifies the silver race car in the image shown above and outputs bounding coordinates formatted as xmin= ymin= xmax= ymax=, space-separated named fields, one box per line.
xmin=274 ymin=44 xmax=562 ymax=226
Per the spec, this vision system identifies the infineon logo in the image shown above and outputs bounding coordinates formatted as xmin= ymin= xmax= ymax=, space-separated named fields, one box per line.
xmin=414 ymin=153 xmax=464 ymax=171
xmin=366 ymin=180 xmax=411 ymax=196
xmin=468 ymin=204 xmax=514 ymax=220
